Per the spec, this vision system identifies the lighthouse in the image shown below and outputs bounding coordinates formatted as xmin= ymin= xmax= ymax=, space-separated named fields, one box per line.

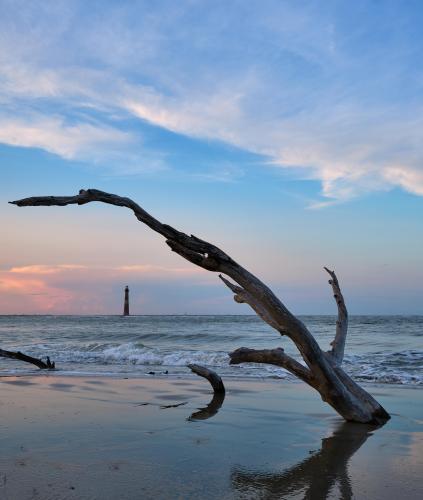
xmin=123 ymin=286 xmax=130 ymax=316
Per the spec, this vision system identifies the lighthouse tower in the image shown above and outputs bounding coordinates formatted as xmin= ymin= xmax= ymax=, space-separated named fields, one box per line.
xmin=123 ymin=286 xmax=130 ymax=316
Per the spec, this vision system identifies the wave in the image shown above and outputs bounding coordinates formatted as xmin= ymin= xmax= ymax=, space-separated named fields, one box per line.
xmin=1 ymin=341 xmax=422 ymax=385
xmin=343 ymin=350 xmax=423 ymax=385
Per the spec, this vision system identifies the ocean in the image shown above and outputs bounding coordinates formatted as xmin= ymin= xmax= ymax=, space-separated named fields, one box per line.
xmin=0 ymin=315 xmax=421 ymax=386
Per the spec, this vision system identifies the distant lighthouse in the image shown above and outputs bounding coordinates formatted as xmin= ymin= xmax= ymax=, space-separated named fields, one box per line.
xmin=123 ymin=286 xmax=130 ymax=316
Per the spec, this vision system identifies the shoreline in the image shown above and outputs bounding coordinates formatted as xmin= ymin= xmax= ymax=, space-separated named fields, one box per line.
xmin=1 ymin=374 xmax=422 ymax=499
xmin=1 ymin=369 xmax=423 ymax=391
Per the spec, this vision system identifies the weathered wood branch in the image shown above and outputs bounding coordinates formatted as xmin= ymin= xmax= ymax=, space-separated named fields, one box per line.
xmin=10 ymin=188 xmax=389 ymax=424
xmin=229 ymin=347 xmax=314 ymax=386
xmin=187 ymin=364 xmax=225 ymax=420
xmin=188 ymin=364 xmax=225 ymax=393
xmin=324 ymin=267 xmax=348 ymax=364
xmin=219 ymin=275 xmax=282 ymax=331
xmin=0 ymin=349 xmax=55 ymax=369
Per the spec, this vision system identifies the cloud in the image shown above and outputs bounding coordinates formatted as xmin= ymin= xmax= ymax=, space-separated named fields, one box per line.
xmin=1 ymin=1 xmax=423 ymax=203
xmin=0 ymin=272 xmax=74 ymax=312
xmin=9 ymin=264 xmax=87 ymax=275
xmin=0 ymin=63 xmax=63 ymax=99
xmin=122 ymin=85 xmax=245 ymax=143
xmin=0 ymin=114 xmax=133 ymax=161
xmin=383 ymin=166 xmax=423 ymax=196
xmin=123 ymin=84 xmax=423 ymax=204
xmin=0 ymin=263 xmax=213 ymax=313
xmin=6 ymin=264 xmax=206 ymax=279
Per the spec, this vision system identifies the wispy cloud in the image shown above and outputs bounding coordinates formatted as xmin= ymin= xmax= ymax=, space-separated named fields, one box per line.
xmin=6 ymin=263 xmax=205 ymax=278
xmin=123 ymin=85 xmax=246 ymax=143
xmin=1 ymin=1 xmax=423 ymax=203
xmin=9 ymin=264 xmax=87 ymax=275
xmin=0 ymin=115 xmax=133 ymax=160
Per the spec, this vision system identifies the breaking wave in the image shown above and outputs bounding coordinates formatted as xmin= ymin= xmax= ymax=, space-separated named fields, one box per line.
xmin=0 ymin=315 xmax=422 ymax=385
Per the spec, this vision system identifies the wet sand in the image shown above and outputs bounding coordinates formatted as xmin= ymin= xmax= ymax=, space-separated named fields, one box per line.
xmin=0 ymin=375 xmax=422 ymax=499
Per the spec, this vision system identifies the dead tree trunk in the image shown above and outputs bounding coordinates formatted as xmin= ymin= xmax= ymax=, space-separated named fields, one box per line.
xmin=0 ymin=349 xmax=55 ymax=369
xmin=10 ymin=188 xmax=389 ymax=423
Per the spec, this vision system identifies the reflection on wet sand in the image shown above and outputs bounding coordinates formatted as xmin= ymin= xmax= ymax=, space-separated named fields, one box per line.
xmin=188 ymin=392 xmax=225 ymax=421
xmin=232 ymin=421 xmax=380 ymax=500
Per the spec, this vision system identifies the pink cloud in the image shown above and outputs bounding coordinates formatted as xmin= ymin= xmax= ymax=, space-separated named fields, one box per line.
xmin=9 ymin=264 xmax=87 ymax=275
xmin=0 ymin=263 xmax=213 ymax=314
xmin=0 ymin=273 xmax=74 ymax=313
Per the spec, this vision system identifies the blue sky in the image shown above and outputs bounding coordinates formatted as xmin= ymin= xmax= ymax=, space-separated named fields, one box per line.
xmin=1 ymin=0 xmax=423 ymax=314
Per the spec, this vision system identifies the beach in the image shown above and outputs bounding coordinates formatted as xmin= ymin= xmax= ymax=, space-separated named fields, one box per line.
xmin=2 ymin=0 xmax=423 ymax=498
xmin=0 ymin=374 xmax=421 ymax=499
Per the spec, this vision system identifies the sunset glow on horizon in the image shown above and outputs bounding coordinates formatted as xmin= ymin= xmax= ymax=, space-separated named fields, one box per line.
xmin=2 ymin=1 xmax=423 ymax=314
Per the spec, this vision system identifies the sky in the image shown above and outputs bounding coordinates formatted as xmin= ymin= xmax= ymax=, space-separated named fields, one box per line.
xmin=1 ymin=0 xmax=423 ymax=314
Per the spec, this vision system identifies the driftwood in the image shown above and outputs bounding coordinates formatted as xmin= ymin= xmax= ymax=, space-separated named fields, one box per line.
xmin=231 ymin=421 xmax=378 ymax=499
xmin=324 ymin=266 xmax=348 ymax=364
xmin=10 ymin=188 xmax=390 ymax=423
xmin=0 ymin=349 xmax=55 ymax=369
xmin=187 ymin=364 xmax=225 ymax=420
xmin=188 ymin=364 xmax=225 ymax=393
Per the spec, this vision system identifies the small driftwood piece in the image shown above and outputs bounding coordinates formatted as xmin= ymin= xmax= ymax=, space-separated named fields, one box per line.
xmin=188 ymin=364 xmax=225 ymax=394
xmin=0 ymin=349 xmax=55 ymax=369
xmin=10 ymin=188 xmax=389 ymax=423
xmin=187 ymin=364 xmax=226 ymax=420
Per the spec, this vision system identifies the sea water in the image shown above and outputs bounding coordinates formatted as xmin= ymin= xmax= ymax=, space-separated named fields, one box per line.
xmin=0 ymin=315 xmax=421 ymax=385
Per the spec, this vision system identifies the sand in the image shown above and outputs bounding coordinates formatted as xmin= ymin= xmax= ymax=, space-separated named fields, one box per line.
xmin=0 ymin=374 xmax=422 ymax=499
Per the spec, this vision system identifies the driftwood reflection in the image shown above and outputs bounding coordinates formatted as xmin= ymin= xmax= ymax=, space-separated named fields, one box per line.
xmin=188 ymin=392 xmax=225 ymax=421
xmin=232 ymin=421 xmax=380 ymax=500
